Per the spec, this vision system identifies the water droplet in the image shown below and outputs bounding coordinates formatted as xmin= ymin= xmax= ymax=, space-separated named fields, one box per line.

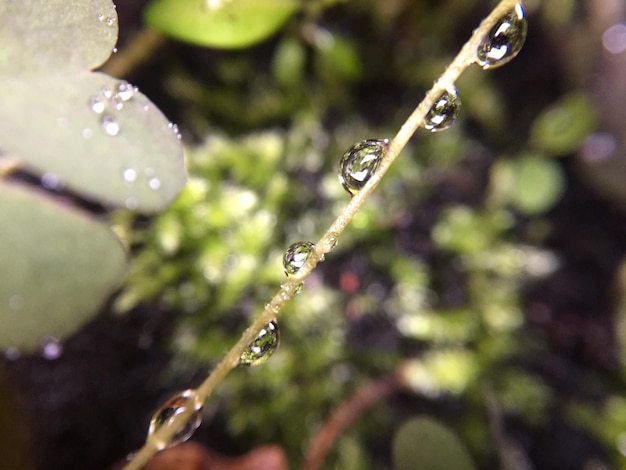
xmin=100 ymin=87 xmax=113 ymax=100
xmin=98 ymin=14 xmax=116 ymax=26
xmin=89 ymin=95 xmax=106 ymax=114
xmin=338 ymin=139 xmax=388 ymax=195
xmin=82 ymin=128 xmax=93 ymax=139
xmin=148 ymin=390 xmax=203 ymax=450
xmin=110 ymin=96 xmax=124 ymax=111
xmin=240 ymin=321 xmax=280 ymax=366
xmin=476 ymin=3 xmax=527 ymax=69
xmin=41 ymin=173 xmax=64 ymax=190
xmin=123 ymin=168 xmax=137 ymax=183
xmin=149 ymin=177 xmax=161 ymax=190
xmin=125 ymin=197 xmax=138 ymax=210
xmin=112 ymin=47 xmax=118 ymax=54
xmin=321 ymin=232 xmax=339 ymax=253
xmin=143 ymin=104 xmax=150 ymax=112
xmin=424 ymin=88 xmax=461 ymax=132
xmin=4 ymin=348 xmax=20 ymax=361
xmin=40 ymin=336 xmax=62 ymax=360
xmin=168 ymin=122 xmax=182 ymax=140
xmin=283 ymin=242 xmax=314 ymax=276
xmin=101 ymin=115 xmax=120 ymax=136
xmin=115 ymin=81 xmax=136 ymax=102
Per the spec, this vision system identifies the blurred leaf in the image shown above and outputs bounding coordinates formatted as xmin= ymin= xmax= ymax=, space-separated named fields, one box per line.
xmin=0 ymin=182 xmax=127 ymax=351
xmin=144 ymin=0 xmax=298 ymax=49
xmin=314 ymin=33 xmax=363 ymax=82
xmin=0 ymin=73 xmax=185 ymax=212
xmin=510 ymin=154 xmax=565 ymax=215
xmin=0 ymin=0 xmax=118 ymax=76
xmin=530 ymin=93 xmax=598 ymax=156
xmin=272 ymin=38 xmax=306 ymax=88
xmin=392 ymin=416 xmax=476 ymax=470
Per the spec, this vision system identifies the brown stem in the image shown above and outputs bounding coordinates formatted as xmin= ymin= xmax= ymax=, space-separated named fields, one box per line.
xmin=301 ymin=372 xmax=401 ymax=470
xmin=100 ymin=29 xmax=166 ymax=79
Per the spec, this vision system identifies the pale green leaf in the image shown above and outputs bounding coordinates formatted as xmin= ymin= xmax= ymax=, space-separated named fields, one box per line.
xmin=0 ymin=72 xmax=185 ymax=212
xmin=0 ymin=182 xmax=127 ymax=351
xmin=144 ymin=0 xmax=298 ymax=49
xmin=0 ymin=0 xmax=118 ymax=76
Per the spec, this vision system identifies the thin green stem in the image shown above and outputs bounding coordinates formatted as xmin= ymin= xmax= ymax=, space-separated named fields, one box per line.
xmin=122 ymin=1 xmax=522 ymax=468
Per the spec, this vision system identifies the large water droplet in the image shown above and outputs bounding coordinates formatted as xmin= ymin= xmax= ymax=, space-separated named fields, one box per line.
xmin=148 ymin=390 xmax=203 ymax=450
xmin=89 ymin=95 xmax=106 ymax=114
xmin=240 ymin=321 xmax=280 ymax=366
xmin=123 ymin=168 xmax=137 ymax=183
xmin=338 ymin=139 xmax=388 ymax=195
xmin=283 ymin=242 xmax=314 ymax=276
xmin=424 ymin=88 xmax=461 ymax=132
xmin=101 ymin=115 xmax=120 ymax=136
xmin=476 ymin=3 xmax=527 ymax=69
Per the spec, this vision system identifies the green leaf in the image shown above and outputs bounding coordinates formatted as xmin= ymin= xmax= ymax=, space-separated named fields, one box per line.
xmin=0 ymin=0 xmax=118 ymax=76
xmin=510 ymin=154 xmax=565 ymax=215
xmin=0 ymin=72 xmax=186 ymax=212
xmin=530 ymin=93 xmax=598 ymax=156
xmin=0 ymin=182 xmax=127 ymax=351
xmin=144 ymin=0 xmax=298 ymax=49
xmin=392 ymin=417 xmax=476 ymax=470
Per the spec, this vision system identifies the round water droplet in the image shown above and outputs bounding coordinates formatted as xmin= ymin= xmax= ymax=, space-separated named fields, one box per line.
xmin=41 ymin=173 xmax=64 ymax=190
xmin=89 ymin=95 xmax=106 ymax=114
xmin=282 ymin=242 xmax=314 ymax=276
xmin=338 ymin=139 xmax=388 ymax=195
xmin=40 ymin=336 xmax=62 ymax=360
xmin=101 ymin=115 xmax=120 ymax=136
xmin=115 ymin=81 xmax=136 ymax=102
xmin=148 ymin=177 xmax=161 ymax=190
xmin=424 ymin=88 xmax=461 ymax=132
xmin=476 ymin=3 xmax=527 ymax=69
xmin=123 ymin=168 xmax=137 ymax=183
xmin=110 ymin=96 xmax=124 ymax=111
xmin=125 ymin=197 xmax=139 ymax=210
xmin=240 ymin=321 xmax=280 ymax=366
xmin=82 ymin=127 xmax=93 ymax=139
xmin=148 ymin=389 xmax=203 ymax=450
xmin=100 ymin=87 xmax=113 ymax=100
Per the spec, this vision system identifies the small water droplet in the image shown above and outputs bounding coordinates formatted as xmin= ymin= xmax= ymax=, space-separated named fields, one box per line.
xmin=101 ymin=115 xmax=120 ymax=136
xmin=240 ymin=321 xmax=280 ymax=366
xmin=149 ymin=177 xmax=161 ymax=190
xmin=41 ymin=336 xmax=62 ymax=360
xmin=283 ymin=242 xmax=314 ymax=276
xmin=115 ymin=81 xmax=136 ymax=102
xmin=110 ymin=96 xmax=124 ymax=111
xmin=148 ymin=390 xmax=203 ymax=450
xmin=125 ymin=197 xmax=138 ymax=210
xmin=100 ymin=87 xmax=113 ymax=100
xmin=338 ymin=139 xmax=388 ymax=195
xmin=321 ymin=232 xmax=339 ymax=253
xmin=424 ymin=87 xmax=461 ymax=132
xmin=98 ymin=14 xmax=116 ymax=26
xmin=168 ymin=122 xmax=182 ymax=140
xmin=89 ymin=95 xmax=106 ymax=114
xmin=475 ymin=3 xmax=527 ymax=69
xmin=82 ymin=127 xmax=93 ymax=139
xmin=123 ymin=168 xmax=137 ymax=183
xmin=112 ymin=47 xmax=118 ymax=54
xmin=143 ymin=104 xmax=150 ymax=112
xmin=41 ymin=173 xmax=64 ymax=190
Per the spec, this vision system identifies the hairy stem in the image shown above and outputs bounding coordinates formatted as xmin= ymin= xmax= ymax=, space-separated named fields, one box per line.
xmin=122 ymin=1 xmax=522 ymax=468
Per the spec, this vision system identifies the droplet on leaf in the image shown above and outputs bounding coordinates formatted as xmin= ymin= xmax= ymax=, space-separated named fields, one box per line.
xmin=123 ymin=168 xmax=137 ymax=183
xmin=101 ymin=115 xmax=120 ymax=136
xmin=40 ymin=336 xmax=62 ymax=360
xmin=240 ymin=321 xmax=280 ymax=366
xmin=148 ymin=390 xmax=203 ymax=450
xmin=424 ymin=88 xmax=461 ymax=132
xmin=338 ymin=139 xmax=388 ymax=195
xmin=89 ymin=95 xmax=106 ymax=114
xmin=283 ymin=242 xmax=314 ymax=276
xmin=476 ymin=3 xmax=527 ymax=69
xmin=115 ymin=81 xmax=136 ymax=102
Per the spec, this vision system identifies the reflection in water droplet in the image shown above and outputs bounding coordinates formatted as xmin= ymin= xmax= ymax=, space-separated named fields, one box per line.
xmin=149 ymin=177 xmax=161 ymax=190
xmin=41 ymin=173 xmax=64 ymax=190
xmin=101 ymin=115 xmax=120 ymax=136
xmin=240 ymin=321 xmax=280 ymax=366
xmin=476 ymin=3 xmax=527 ymax=69
xmin=338 ymin=139 xmax=388 ymax=195
xmin=125 ymin=197 xmax=138 ymax=210
xmin=89 ymin=96 xmax=106 ymax=114
xmin=283 ymin=242 xmax=314 ymax=276
xmin=424 ymin=88 xmax=461 ymax=132
xmin=123 ymin=168 xmax=137 ymax=183
xmin=41 ymin=336 xmax=63 ymax=360
xmin=148 ymin=389 xmax=203 ymax=450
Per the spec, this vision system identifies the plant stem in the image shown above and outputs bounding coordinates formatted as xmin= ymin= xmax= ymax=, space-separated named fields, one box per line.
xmin=100 ymin=29 xmax=166 ymax=78
xmin=122 ymin=1 xmax=522 ymax=468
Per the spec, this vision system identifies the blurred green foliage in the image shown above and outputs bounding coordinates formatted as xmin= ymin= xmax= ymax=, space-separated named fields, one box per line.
xmin=113 ymin=0 xmax=624 ymax=467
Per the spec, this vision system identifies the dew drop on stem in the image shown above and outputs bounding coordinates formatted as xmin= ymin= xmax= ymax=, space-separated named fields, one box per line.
xmin=239 ymin=321 xmax=280 ymax=366
xmin=338 ymin=139 xmax=388 ymax=195
xmin=283 ymin=242 xmax=314 ymax=276
xmin=148 ymin=389 xmax=203 ymax=450
xmin=424 ymin=87 xmax=461 ymax=132
xmin=475 ymin=3 xmax=527 ymax=69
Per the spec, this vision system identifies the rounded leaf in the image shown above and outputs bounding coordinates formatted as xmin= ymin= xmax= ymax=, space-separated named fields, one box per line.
xmin=511 ymin=154 xmax=565 ymax=215
xmin=0 ymin=182 xmax=127 ymax=351
xmin=0 ymin=73 xmax=185 ymax=212
xmin=144 ymin=0 xmax=298 ymax=49
xmin=0 ymin=0 xmax=118 ymax=76
xmin=392 ymin=417 xmax=476 ymax=470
